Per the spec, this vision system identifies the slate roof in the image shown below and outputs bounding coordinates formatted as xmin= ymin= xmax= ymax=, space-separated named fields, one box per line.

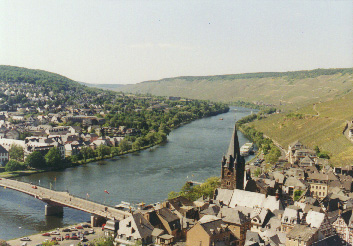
xmin=281 ymin=207 xmax=302 ymax=225
xmin=156 ymin=207 xmax=179 ymax=223
xmin=245 ymin=231 xmax=263 ymax=245
xmin=312 ymin=234 xmax=344 ymax=246
xmin=218 ymin=207 xmax=250 ymax=225
xmin=286 ymin=224 xmax=318 ymax=241
xmin=198 ymin=216 xmax=228 ymax=236
xmin=200 ymin=204 xmax=220 ymax=216
xmin=306 ymin=211 xmax=325 ymax=228
xmin=117 ymin=212 xmax=154 ymax=240
xmin=168 ymin=196 xmax=194 ymax=213
xmin=227 ymin=189 xmax=283 ymax=212
xmin=0 ymin=144 xmax=8 ymax=154
xmin=214 ymin=188 xmax=234 ymax=206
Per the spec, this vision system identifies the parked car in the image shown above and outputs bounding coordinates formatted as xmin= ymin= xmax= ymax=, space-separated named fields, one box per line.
xmin=81 ymin=224 xmax=91 ymax=228
xmin=88 ymin=229 xmax=95 ymax=234
xmin=50 ymin=231 xmax=60 ymax=235
xmin=62 ymin=228 xmax=71 ymax=232
xmin=76 ymin=226 xmax=83 ymax=229
xmin=65 ymin=234 xmax=70 ymax=240
xmin=42 ymin=232 xmax=50 ymax=236
xmin=20 ymin=237 xmax=31 ymax=241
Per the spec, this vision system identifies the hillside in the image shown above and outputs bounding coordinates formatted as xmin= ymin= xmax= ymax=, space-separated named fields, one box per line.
xmin=118 ymin=68 xmax=353 ymax=108
xmin=78 ymin=81 xmax=124 ymax=90
xmin=249 ymin=91 xmax=353 ymax=166
xmin=0 ymin=65 xmax=85 ymax=92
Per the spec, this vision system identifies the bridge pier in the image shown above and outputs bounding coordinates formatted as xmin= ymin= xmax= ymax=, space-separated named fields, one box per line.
xmin=45 ymin=204 xmax=64 ymax=216
xmin=91 ymin=214 xmax=107 ymax=227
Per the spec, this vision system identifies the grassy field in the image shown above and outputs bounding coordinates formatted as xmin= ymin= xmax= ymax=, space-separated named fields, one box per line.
xmin=119 ymin=68 xmax=353 ymax=109
xmin=249 ymin=92 xmax=353 ymax=166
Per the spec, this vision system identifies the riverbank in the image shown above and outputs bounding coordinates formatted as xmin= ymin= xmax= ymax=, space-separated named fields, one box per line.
xmin=0 ymin=106 xmax=254 ymax=240
xmin=0 ymin=108 xmax=229 ymax=179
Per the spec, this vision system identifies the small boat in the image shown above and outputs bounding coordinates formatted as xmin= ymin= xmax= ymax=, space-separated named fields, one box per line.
xmin=240 ymin=142 xmax=254 ymax=156
xmin=219 ymin=118 xmax=223 ymax=120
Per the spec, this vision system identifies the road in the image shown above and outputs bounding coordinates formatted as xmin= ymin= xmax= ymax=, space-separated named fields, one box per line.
xmin=7 ymin=224 xmax=106 ymax=246
xmin=0 ymin=178 xmax=130 ymax=220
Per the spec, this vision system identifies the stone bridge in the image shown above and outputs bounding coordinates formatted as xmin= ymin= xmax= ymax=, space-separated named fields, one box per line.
xmin=0 ymin=178 xmax=131 ymax=226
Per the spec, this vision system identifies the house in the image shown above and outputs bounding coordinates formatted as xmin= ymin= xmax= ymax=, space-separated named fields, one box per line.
xmin=115 ymin=212 xmax=154 ymax=245
xmin=5 ymin=129 xmax=20 ymax=139
xmin=215 ymin=188 xmax=284 ymax=212
xmin=0 ymin=144 xmax=9 ymax=166
xmin=305 ymin=210 xmax=333 ymax=237
xmin=186 ymin=215 xmax=231 ymax=246
xmin=311 ymin=234 xmax=344 ymax=246
xmin=217 ymin=207 xmax=251 ymax=246
xmin=331 ymin=209 xmax=353 ymax=246
xmin=281 ymin=206 xmax=303 ymax=233
xmin=155 ymin=208 xmax=181 ymax=239
xmin=286 ymin=224 xmax=319 ymax=246
xmin=309 ymin=182 xmax=328 ymax=200
xmin=165 ymin=196 xmax=199 ymax=221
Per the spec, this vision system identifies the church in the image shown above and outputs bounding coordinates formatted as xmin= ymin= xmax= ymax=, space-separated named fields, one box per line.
xmin=220 ymin=124 xmax=246 ymax=190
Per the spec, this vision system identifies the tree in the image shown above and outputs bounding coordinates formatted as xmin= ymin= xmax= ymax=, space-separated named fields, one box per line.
xmin=80 ymin=146 xmax=95 ymax=162
xmin=45 ymin=147 xmax=63 ymax=169
xmin=294 ymin=190 xmax=304 ymax=201
xmin=5 ymin=160 xmax=25 ymax=172
xmin=132 ymin=137 xmax=144 ymax=151
xmin=118 ymin=139 xmax=130 ymax=153
xmin=96 ymin=144 xmax=110 ymax=159
xmin=9 ymin=144 xmax=24 ymax=162
xmin=111 ymin=147 xmax=120 ymax=157
xmin=0 ymin=240 xmax=10 ymax=246
xmin=25 ymin=151 xmax=46 ymax=168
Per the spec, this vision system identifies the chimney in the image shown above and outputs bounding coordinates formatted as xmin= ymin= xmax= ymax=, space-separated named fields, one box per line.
xmin=275 ymin=189 xmax=280 ymax=201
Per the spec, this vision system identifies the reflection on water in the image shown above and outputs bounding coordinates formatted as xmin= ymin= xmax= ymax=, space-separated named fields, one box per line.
xmin=0 ymin=107 xmax=255 ymax=240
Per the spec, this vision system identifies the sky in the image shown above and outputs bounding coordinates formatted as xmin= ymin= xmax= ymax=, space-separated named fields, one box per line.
xmin=0 ymin=0 xmax=352 ymax=84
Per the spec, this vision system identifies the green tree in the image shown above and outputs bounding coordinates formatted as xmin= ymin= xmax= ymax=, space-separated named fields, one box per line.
xmin=294 ymin=190 xmax=304 ymax=201
xmin=0 ymin=240 xmax=10 ymax=246
xmin=25 ymin=151 xmax=46 ymax=168
xmin=119 ymin=139 xmax=130 ymax=153
xmin=5 ymin=160 xmax=25 ymax=172
xmin=45 ymin=147 xmax=63 ymax=169
xmin=96 ymin=144 xmax=110 ymax=159
xmin=9 ymin=144 xmax=24 ymax=162
xmin=168 ymin=177 xmax=220 ymax=202
xmin=80 ymin=146 xmax=95 ymax=162
xmin=111 ymin=147 xmax=120 ymax=157
xmin=132 ymin=137 xmax=144 ymax=151
xmin=90 ymin=236 xmax=115 ymax=246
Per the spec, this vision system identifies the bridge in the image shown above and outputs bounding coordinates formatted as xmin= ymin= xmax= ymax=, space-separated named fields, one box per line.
xmin=0 ymin=178 xmax=131 ymax=226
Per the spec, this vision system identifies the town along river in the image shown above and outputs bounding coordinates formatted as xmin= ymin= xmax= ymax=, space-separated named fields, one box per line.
xmin=0 ymin=107 xmax=256 ymax=240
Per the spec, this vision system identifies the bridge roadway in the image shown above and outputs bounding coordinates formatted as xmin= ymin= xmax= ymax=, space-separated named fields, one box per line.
xmin=0 ymin=178 xmax=130 ymax=221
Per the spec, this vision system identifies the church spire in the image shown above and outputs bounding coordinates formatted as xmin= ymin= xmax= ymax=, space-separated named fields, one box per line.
xmin=221 ymin=123 xmax=246 ymax=190
xmin=226 ymin=124 xmax=241 ymax=164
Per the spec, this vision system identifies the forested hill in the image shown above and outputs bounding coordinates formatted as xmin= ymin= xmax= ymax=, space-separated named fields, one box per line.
xmin=0 ymin=65 xmax=84 ymax=93
xmin=119 ymin=68 xmax=353 ymax=108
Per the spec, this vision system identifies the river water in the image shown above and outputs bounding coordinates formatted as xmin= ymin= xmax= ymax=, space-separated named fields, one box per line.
xmin=0 ymin=107 xmax=255 ymax=240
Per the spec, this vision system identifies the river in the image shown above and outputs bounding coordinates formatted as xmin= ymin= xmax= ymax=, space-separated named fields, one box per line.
xmin=0 ymin=107 xmax=255 ymax=240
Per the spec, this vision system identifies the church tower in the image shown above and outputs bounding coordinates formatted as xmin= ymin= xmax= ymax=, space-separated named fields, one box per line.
xmin=221 ymin=124 xmax=245 ymax=190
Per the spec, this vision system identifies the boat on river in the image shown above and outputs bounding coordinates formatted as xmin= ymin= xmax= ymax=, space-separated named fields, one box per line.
xmin=240 ymin=142 xmax=254 ymax=156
